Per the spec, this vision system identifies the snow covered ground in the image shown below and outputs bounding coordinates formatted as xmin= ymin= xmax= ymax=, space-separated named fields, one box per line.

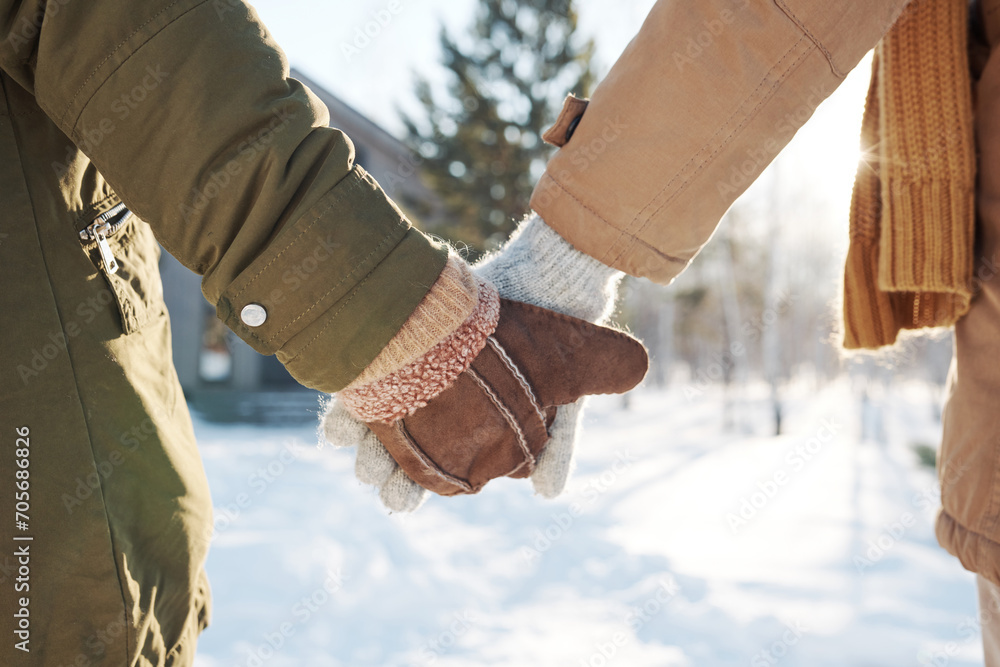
xmin=192 ymin=378 xmax=982 ymax=667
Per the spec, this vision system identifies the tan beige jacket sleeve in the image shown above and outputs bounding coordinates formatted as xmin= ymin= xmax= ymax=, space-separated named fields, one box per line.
xmin=531 ymin=0 xmax=910 ymax=284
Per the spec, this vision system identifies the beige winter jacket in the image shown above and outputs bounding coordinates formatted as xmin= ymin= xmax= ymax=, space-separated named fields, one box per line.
xmin=532 ymin=0 xmax=1000 ymax=587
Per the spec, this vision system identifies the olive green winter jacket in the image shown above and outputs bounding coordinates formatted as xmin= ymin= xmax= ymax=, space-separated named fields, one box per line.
xmin=0 ymin=0 xmax=446 ymax=664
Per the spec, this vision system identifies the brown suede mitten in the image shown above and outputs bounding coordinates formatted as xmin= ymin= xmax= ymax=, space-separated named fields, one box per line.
xmin=365 ymin=298 xmax=648 ymax=496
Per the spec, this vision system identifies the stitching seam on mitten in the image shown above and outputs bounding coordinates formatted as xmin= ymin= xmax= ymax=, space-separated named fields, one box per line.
xmin=467 ymin=368 xmax=535 ymax=476
xmin=395 ymin=422 xmax=473 ymax=493
xmin=486 ymin=337 xmax=547 ymax=427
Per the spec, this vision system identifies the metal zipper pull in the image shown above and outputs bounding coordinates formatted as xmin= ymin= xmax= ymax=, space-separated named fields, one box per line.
xmin=89 ymin=221 xmax=119 ymax=275
xmin=79 ymin=203 xmax=130 ymax=276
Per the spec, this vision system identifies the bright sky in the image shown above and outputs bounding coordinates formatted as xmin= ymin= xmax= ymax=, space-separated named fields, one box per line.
xmin=250 ymin=0 xmax=658 ymax=134
xmin=249 ymin=0 xmax=870 ymax=250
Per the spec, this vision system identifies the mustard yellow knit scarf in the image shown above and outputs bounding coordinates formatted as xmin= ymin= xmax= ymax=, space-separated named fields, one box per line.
xmin=843 ymin=0 xmax=976 ymax=349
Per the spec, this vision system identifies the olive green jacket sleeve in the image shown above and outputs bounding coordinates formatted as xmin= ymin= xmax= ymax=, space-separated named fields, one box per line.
xmin=0 ymin=0 xmax=448 ymax=392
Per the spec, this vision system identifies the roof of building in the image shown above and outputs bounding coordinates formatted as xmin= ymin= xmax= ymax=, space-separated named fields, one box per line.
xmin=290 ymin=67 xmax=412 ymax=162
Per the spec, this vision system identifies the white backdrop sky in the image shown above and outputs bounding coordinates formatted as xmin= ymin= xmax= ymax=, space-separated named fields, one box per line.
xmin=250 ymin=0 xmax=658 ymax=134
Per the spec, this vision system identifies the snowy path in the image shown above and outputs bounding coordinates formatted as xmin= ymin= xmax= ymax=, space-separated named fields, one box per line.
xmin=192 ymin=380 xmax=981 ymax=667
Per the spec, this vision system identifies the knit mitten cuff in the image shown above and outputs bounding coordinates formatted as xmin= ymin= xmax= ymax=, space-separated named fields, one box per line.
xmin=338 ymin=275 xmax=500 ymax=423
xmin=346 ymin=255 xmax=479 ymax=388
xmin=474 ymin=213 xmax=623 ymax=324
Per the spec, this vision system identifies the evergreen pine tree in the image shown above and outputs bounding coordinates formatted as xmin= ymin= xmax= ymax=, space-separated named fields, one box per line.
xmin=400 ymin=0 xmax=596 ymax=255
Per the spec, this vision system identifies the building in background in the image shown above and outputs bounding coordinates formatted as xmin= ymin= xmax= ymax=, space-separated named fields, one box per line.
xmin=160 ymin=68 xmax=443 ymax=421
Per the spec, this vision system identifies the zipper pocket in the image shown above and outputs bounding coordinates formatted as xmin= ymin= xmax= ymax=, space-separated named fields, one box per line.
xmin=79 ymin=202 xmax=132 ymax=275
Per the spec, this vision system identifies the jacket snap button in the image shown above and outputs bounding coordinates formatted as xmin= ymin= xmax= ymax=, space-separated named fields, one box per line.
xmin=241 ymin=303 xmax=267 ymax=327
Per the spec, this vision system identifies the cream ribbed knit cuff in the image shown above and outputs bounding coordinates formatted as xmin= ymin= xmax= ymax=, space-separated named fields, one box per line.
xmin=346 ymin=255 xmax=479 ymax=389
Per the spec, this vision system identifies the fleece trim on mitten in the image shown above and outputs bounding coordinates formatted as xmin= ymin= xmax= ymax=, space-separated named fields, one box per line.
xmin=346 ymin=255 xmax=479 ymax=388
xmin=338 ymin=276 xmax=500 ymax=423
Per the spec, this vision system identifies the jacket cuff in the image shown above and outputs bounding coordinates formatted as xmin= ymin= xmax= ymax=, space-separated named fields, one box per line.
xmin=217 ymin=166 xmax=449 ymax=392
xmin=344 ymin=254 xmax=479 ymax=388
xmin=337 ymin=276 xmax=501 ymax=423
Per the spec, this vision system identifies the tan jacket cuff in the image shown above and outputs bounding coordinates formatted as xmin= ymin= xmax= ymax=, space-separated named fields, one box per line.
xmin=529 ymin=0 xmax=908 ymax=285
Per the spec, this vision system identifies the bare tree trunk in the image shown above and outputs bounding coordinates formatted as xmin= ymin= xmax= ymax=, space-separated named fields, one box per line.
xmin=658 ymin=292 xmax=675 ymax=387
xmin=763 ymin=171 xmax=784 ymax=436
xmin=717 ymin=233 xmax=744 ymax=432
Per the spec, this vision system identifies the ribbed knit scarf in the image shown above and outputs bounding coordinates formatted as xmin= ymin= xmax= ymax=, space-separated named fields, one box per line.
xmin=843 ymin=0 xmax=977 ymax=349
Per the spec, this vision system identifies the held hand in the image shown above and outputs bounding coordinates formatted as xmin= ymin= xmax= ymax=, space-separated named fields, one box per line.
xmin=320 ymin=214 xmax=636 ymax=510
xmin=363 ymin=297 xmax=646 ymax=496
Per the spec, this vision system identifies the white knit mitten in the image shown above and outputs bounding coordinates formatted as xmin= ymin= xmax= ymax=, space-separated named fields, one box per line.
xmin=474 ymin=214 xmax=623 ymax=497
xmin=321 ymin=396 xmax=432 ymax=511
xmin=320 ymin=213 xmax=623 ymax=510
